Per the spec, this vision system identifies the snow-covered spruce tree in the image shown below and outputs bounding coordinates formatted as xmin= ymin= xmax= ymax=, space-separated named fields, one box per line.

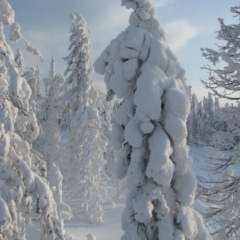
xmin=94 ymin=93 xmax=121 ymax=201
xmin=24 ymin=67 xmax=43 ymax=113
xmin=63 ymin=13 xmax=106 ymax=223
xmin=14 ymin=48 xmax=44 ymax=140
xmin=198 ymin=5 xmax=240 ymax=239
xmin=196 ymin=101 xmax=205 ymax=144
xmin=94 ymin=1 xmax=211 ymax=239
xmin=0 ymin=1 xmax=74 ymax=239
xmin=206 ymin=93 xmax=214 ymax=132
xmin=41 ymin=60 xmax=73 ymax=225
xmin=187 ymin=93 xmax=200 ymax=144
xmin=200 ymin=93 xmax=215 ymax=144
xmin=213 ymin=97 xmax=220 ymax=113
xmin=39 ymin=56 xmax=61 ymax=168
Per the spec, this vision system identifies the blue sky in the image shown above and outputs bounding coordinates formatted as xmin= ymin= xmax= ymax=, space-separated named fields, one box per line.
xmin=7 ymin=0 xmax=238 ymax=103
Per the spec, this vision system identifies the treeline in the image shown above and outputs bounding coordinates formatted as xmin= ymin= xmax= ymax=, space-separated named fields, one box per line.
xmin=187 ymin=92 xmax=240 ymax=150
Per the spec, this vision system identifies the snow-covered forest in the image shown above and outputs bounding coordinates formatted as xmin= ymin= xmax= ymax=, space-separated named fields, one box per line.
xmin=0 ymin=0 xmax=239 ymax=240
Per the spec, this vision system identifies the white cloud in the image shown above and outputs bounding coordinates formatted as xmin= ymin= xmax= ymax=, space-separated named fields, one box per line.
xmin=163 ymin=20 xmax=199 ymax=50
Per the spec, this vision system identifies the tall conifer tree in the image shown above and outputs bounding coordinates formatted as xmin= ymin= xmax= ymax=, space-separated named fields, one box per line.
xmin=95 ymin=0 xmax=211 ymax=239
xmin=63 ymin=13 xmax=105 ymax=223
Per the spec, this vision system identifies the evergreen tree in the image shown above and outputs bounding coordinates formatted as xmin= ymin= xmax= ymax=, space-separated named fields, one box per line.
xmin=14 ymin=48 xmax=44 ymax=127
xmin=63 ymin=13 xmax=105 ymax=223
xmin=207 ymin=93 xmax=214 ymax=129
xmin=196 ymin=101 xmax=204 ymax=143
xmin=94 ymin=1 xmax=211 ymax=239
xmin=187 ymin=93 xmax=199 ymax=144
xmin=0 ymin=1 xmax=73 ymax=239
xmin=42 ymin=60 xmax=72 ymax=225
xmin=212 ymin=97 xmax=220 ymax=130
xmin=24 ymin=67 xmax=42 ymax=113
xmin=201 ymin=97 xmax=209 ymax=143
xmin=95 ymin=93 xmax=120 ymax=199
xmin=200 ymin=93 xmax=214 ymax=144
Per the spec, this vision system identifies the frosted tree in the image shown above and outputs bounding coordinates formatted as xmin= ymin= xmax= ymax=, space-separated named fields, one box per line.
xmin=25 ymin=67 xmax=42 ymax=113
xmin=187 ymin=93 xmax=200 ymax=144
xmin=0 ymin=1 xmax=74 ymax=239
xmin=200 ymin=93 xmax=215 ymax=144
xmin=96 ymin=96 xmax=126 ymax=201
xmin=213 ymin=97 xmax=220 ymax=118
xmin=207 ymin=93 xmax=214 ymax=129
xmin=14 ymin=49 xmax=45 ymax=155
xmin=42 ymin=62 xmax=73 ymax=225
xmin=199 ymin=5 xmax=240 ymax=239
xmin=14 ymin=48 xmax=44 ymax=120
xmin=195 ymin=101 xmax=204 ymax=143
xmin=94 ymin=0 xmax=211 ymax=239
xmin=62 ymin=13 xmax=106 ymax=223
xmin=94 ymin=94 xmax=117 ymax=196
xmin=39 ymin=57 xmax=62 ymax=167
xmin=201 ymin=6 xmax=240 ymax=101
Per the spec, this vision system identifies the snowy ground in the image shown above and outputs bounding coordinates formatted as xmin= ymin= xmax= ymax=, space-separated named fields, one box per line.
xmin=26 ymin=145 xmax=227 ymax=239
xmin=26 ymin=205 xmax=124 ymax=240
xmin=66 ymin=205 xmax=124 ymax=239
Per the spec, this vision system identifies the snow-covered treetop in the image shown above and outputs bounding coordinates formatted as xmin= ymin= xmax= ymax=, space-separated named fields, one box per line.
xmin=49 ymin=55 xmax=56 ymax=80
xmin=121 ymin=0 xmax=165 ymax=38
xmin=63 ymin=12 xmax=97 ymax=119
xmin=64 ymin=13 xmax=93 ymax=87
xmin=95 ymin=0 xmax=186 ymax=102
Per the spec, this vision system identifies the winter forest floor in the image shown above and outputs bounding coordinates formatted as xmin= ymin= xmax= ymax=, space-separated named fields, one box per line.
xmin=26 ymin=206 xmax=124 ymax=239
xmin=26 ymin=145 xmax=232 ymax=239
